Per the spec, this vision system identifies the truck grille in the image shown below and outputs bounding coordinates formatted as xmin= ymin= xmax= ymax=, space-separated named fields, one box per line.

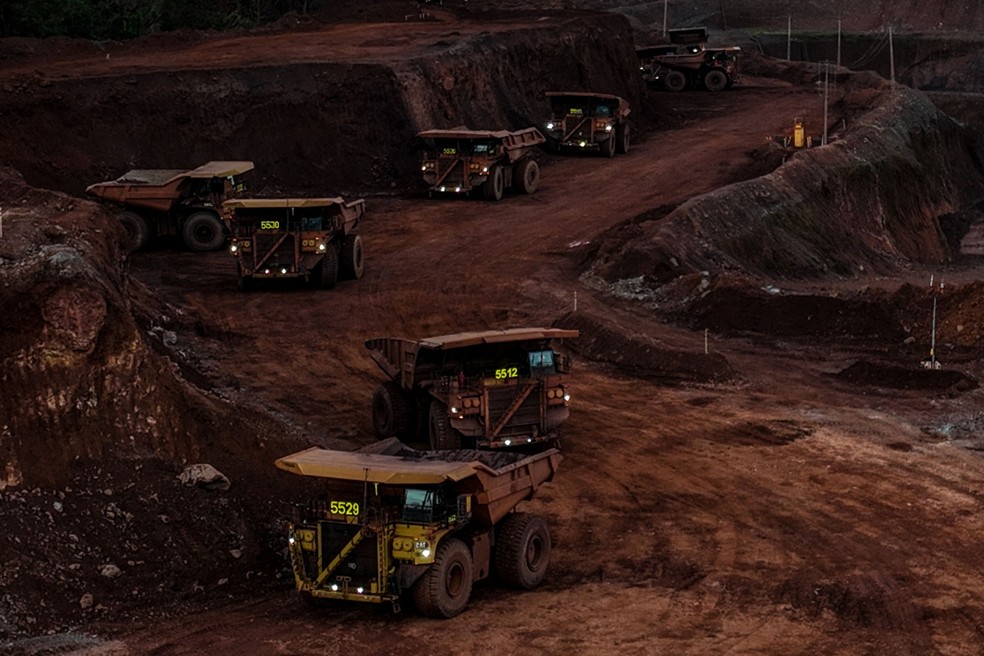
xmin=487 ymin=383 xmax=541 ymax=437
xmin=252 ymin=233 xmax=295 ymax=269
xmin=316 ymin=521 xmax=378 ymax=589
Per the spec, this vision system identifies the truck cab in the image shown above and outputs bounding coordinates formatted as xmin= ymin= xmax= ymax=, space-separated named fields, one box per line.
xmin=223 ymin=197 xmax=365 ymax=291
xmin=544 ymin=91 xmax=631 ymax=157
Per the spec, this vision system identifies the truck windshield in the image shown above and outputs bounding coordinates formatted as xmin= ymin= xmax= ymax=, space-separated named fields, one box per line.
xmin=528 ymin=349 xmax=556 ymax=374
xmin=403 ymin=488 xmax=435 ymax=523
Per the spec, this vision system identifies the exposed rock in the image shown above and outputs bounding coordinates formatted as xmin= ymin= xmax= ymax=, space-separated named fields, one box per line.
xmin=177 ymin=464 xmax=231 ymax=492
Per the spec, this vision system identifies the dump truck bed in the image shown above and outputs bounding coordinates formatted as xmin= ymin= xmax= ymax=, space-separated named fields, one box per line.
xmin=365 ymin=328 xmax=579 ymax=380
xmin=85 ymin=161 xmax=255 ymax=212
xmin=417 ymin=127 xmax=545 ymax=162
xmin=276 ymin=438 xmax=561 ymax=525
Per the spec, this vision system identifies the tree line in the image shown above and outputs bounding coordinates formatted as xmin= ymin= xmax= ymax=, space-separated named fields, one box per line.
xmin=0 ymin=0 xmax=320 ymax=40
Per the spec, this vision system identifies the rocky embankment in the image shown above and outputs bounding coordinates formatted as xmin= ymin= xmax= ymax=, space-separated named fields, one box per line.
xmin=586 ymin=67 xmax=984 ymax=295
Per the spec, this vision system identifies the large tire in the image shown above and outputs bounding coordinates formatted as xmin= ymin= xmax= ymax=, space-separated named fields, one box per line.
xmin=494 ymin=513 xmax=551 ymax=590
xmin=339 ymin=234 xmax=365 ymax=280
xmin=513 ymin=158 xmax=540 ymax=194
xmin=117 ymin=211 xmax=150 ymax=251
xmin=665 ymin=70 xmax=687 ymax=92
xmin=182 ymin=211 xmax=225 ymax=252
xmin=316 ymin=244 xmax=339 ymax=289
xmin=602 ymin=132 xmax=616 ymax=159
xmin=616 ymin=124 xmax=630 ymax=155
xmin=372 ymin=381 xmax=413 ymax=439
xmin=482 ymin=165 xmax=504 ymax=201
xmin=704 ymin=69 xmax=729 ymax=92
xmin=412 ymin=538 xmax=473 ymax=619
xmin=428 ymin=401 xmax=460 ymax=450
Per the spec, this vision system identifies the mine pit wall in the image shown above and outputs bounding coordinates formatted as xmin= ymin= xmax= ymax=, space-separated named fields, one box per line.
xmin=590 ymin=77 xmax=984 ymax=287
xmin=0 ymin=14 xmax=642 ymax=197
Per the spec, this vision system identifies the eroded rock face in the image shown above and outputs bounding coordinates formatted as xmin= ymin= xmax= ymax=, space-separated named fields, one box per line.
xmin=0 ymin=168 xmax=212 ymax=487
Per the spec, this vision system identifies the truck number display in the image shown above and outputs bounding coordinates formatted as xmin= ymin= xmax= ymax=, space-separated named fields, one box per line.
xmin=442 ymin=147 xmax=457 ymax=155
xmin=259 ymin=220 xmax=280 ymax=230
xmin=329 ymin=500 xmax=360 ymax=516
xmin=494 ymin=367 xmax=519 ymax=380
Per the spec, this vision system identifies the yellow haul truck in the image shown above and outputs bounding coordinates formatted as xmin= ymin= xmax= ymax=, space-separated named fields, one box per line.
xmin=276 ymin=438 xmax=562 ymax=618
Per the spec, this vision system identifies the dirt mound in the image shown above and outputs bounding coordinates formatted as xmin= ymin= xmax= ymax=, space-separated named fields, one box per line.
xmin=835 ymin=360 xmax=978 ymax=393
xmin=557 ymin=312 xmax=735 ymax=384
xmin=686 ymin=274 xmax=906 ymax=341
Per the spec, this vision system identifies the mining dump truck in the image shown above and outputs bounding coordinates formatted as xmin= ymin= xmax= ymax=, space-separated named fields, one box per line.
xmin=543 ymin=91 xmax=631 ymax=157
xmin=366 ymin=328 xmax=579 ymax=450
xmin=636 ymin=27 xmax=741 ymax=92
xmin=85 ymin=161 xmax=254 ymax=252
xmin=223 ymin=197 xmax=365 ymax=291
xmin=276 ymin=438 xmax=562 ymax=618
xmin=417 ymin=127 xmax=545 ymax=201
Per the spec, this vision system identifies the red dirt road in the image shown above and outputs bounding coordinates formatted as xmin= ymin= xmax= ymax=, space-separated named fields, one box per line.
xmin=100 ymin=79 xmax=984 ymax=655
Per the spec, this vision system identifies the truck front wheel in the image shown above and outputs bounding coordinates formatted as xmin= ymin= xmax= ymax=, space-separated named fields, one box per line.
xmin=704 ymin=69 xmax=729 ymax=92
xmin=117 ymin=211 xmax=150 ymax=251
xmin=412 ymin=538 xmax=473 ymax=618
xmin=315 ymin=244 xmax=339 ymax=289
xmin=182 ymin=211 xmax=225 ymax=252
xmin=340 ymin=234 xmax=364 ymax=280
xmin=602 ymin=132 xmax=616 ymax=158
xmin=428 ymin=401 xmax=461 ymax=450
xmin=372 ymin=381 xmax=412 ymax=438
xmin=495 ymin=513 xmax=551 ymax=589
xmin=616 ymin=124 xmax=630 ymax=154
xmin=482 ymin=165 xmax=504 ymax=201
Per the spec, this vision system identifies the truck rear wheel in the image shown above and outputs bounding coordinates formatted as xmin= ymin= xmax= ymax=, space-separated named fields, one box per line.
xmin=513 ymin=159 xmax=540 ymax=194
xmin=665 ymin=70 xmax=687 ymax=92
xmin=412 ymin=538 xmax=473 ymax=619
xmin=616 ymin=124 xmax=630 ymax=154
xmin=182 ymin=211 xmax=225 ymax=252
xmin=482 ymin=166 xmax=504 ymax=201
xmin=428 ymin=401 xmax=460 ymax=450
xmin=372 ymin=381 xmax=413 ymax=438
xmin=704 ymin=69 xmax=729 ymax=91
xmin=495 ymin=513 xmax=551 ymax=590
xmin=316 ymin=244 xmax=339 ymax=289
xmin=117 ymin=211 xmax=150 ymax=251
xmin=340 ymin=234 xmax=364 ymax=280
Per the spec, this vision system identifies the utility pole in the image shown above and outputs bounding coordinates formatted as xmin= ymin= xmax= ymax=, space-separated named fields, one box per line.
xmin=720 ymin=0 xmax=727 ymax=31
xmin=888 ymin=24 xmax=896 ymax=95
xmin=786 ymin=15 xmax=791 ymax=60
xmin=663 ymin=0 xmax=668 ymax=37
xmin=836 ymin=18 xmax=842 ymax=68
xmin=823 ymin=61 xmax=829 ymax=145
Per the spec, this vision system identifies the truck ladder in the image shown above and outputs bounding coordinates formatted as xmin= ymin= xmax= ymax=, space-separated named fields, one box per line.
xmin=489 ymin=379 xmax=537 ymax=439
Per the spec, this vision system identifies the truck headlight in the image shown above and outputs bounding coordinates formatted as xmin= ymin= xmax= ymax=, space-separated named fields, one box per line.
xmin=288 ymin=536 xmax=295 ymax=545
xmin=318 ymin=242 xmax=326 ymax=252
xmin=564 ymin=393 xmax=571 ymax=402
xmin=330 ymin=583 xmax=339 ymax=592
xmin=230 ymin=243 xmax=239 ymax=253
xmin=605 ymin=125 xmax=613 ymax=132
xmin=546 ymin=122 xmax=555 ymax=130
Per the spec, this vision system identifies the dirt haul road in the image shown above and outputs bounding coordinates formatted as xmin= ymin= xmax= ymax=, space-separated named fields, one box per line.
xmin=96 ymin=77 xmax=984 ymax=656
